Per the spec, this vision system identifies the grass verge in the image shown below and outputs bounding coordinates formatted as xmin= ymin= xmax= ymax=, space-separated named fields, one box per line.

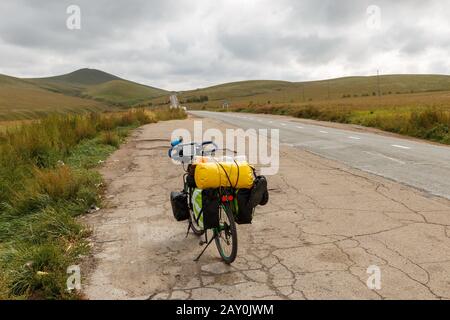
xmin=0 ymin=107 xmax=186 ymax=299
xmin=229 ymin=103 xmax=450 ymax=145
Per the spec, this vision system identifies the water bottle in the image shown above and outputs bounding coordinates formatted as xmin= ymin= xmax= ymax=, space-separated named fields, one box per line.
xmin=171 ymin=136 xmax=183 ymax=147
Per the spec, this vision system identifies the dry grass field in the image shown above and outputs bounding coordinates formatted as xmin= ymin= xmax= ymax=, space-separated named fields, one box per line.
xmin=0 ymin=107 xmax=186 ymax=299
xmin=0 ymin=69 xmax=169 ymax=121
xmin=143 ymin=75 xmax=450 ymax=144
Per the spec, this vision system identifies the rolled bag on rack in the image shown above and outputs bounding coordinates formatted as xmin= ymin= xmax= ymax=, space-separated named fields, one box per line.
xmin=194 ymin=161 xmax=254 ymax=189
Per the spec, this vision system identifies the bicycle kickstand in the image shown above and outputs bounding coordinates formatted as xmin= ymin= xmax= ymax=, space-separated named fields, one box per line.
xmin=185 ymin=221 xmax=192 ymax=238
xmin=194 ymin=232 xmax=217 ymax=262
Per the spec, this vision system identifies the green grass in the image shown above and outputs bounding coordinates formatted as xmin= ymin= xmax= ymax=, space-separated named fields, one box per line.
xmin=66 ymin=138 xmax=116 ymax=169
xmin=0 ymin=107 xmax=185 ymax=299
xmin=229 ymin=102 xmax=450 ymax=145
xmin=84 ymin=80 xmax=167 ymax=106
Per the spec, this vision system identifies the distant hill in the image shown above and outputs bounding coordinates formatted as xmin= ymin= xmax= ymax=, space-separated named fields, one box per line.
xmin=29 ymin=68 xmax=168 ymax=105
xmin=0 ymin=74 xmax=109 ymax=121
xmin=174 ymin=74 xmax=450 ymax=106
xmin=0 ymin=68 xmax=168 ymax=120
xmin=32 ymin=68 xmax=121 ymax=86
xmin=85 ymin=80 xmax=168 ymax=105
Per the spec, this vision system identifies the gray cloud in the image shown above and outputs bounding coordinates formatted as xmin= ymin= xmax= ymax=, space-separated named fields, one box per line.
xmin=0 ymin=0 xmax=449 ymax=90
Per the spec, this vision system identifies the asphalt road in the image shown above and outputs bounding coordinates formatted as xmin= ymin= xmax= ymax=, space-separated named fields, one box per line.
xmin=191 ymin=111 xmax=450 ymax=200
xmin=84 ymin=117 xmax=450 ymax=299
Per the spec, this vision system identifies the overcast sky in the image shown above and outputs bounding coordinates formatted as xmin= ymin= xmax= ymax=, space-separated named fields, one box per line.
xmin=1 ymin=0 xmax=449 ymax=90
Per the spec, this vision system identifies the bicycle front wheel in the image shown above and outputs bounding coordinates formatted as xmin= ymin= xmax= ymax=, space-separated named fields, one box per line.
xmin=187 ymin=187 xmax=204 ymax=236
xmin=214 ymin=202 xmax=238 ymax=264
xmin=189 ymin=207 xmax=205 ymax=236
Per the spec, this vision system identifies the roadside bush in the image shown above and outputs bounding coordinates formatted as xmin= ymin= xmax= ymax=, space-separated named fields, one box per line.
xmin=186 ymin=95 xmax=208 ymax=103
xmin=293 ymin=105 xmax=322 ymax=119
xmin=97 ymin=115 xmax=117 ymax=131
xmin=256 ymin=105 xmax=285 ymax=114
xmin=74 ymin=117 xmax=97 ymax=141
xmin=7 ymin=191 xmax=52 ymax=218
xmin=7 ymin=124 xmax=62 ymax=168
xmin=154 ymin=107 xmax=187 ymax=121
xmin=100 ymin=131 xmax=120 ymax=147
xmin=25 ymin=207 xmax=90 ymax=244
xmin=407 ymin=109 xmax=450 ymax=141
xmin=232 ymin=100 xmax=450 ymax=145
xmin=132 ymin=109 xmax=155 ymax=125
xmin=0 ymin=107 xmax=186 ymax=299
xmin=1 ymin=243 xmax=83 ymax=299
xmin=34 ymin=166 xmax=82 ymax=201
xmin=424 ymin=123 xmax=449 ymax=141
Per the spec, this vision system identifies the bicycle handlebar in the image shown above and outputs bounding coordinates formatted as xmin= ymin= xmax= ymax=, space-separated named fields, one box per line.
xmin=168 ymin=141 xmax=218 ymax=163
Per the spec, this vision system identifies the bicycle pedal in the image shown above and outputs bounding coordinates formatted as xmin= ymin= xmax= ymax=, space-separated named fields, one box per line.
xmin=199 ymin=240 xmax=206 ymax=246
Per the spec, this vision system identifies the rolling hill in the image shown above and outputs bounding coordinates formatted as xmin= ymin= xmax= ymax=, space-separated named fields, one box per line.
xmin=3 ymin=68 xmax=450 ymax=121
xmin=0 ymin=74 xmax=110 ymax=121
xmin=0 ymin=69 xmax=169 ymax=120
xmin=35 ymin=68 xmax=121 ymax=86
xmin=173 ymin=74 xmax=450 ymax=107
xmin=84 ymin=80 xmax=169 ymax=105
xmin=29 ymin=68 xmax=169 ymax=105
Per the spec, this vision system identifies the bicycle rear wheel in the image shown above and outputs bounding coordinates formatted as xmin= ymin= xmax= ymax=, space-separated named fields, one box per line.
xmin=214 ymin=202 xmax=238 ymax=264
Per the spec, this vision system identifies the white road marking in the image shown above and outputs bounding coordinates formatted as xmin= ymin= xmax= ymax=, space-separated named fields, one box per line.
xmin=364 ymin=151 xmax=406 ymax=165
xmin=296 ymin=126 xmax=303 ymax=129
xmin=269 ymin=121 xmax=273 ymax=124
xmin=319 ymin=130 xmax=328 ymax=134
xmin=348 ymin=136 xmax=361 ymax=140
xmin=280 ymin=123 xmax=287 ymax=126
xmin=392 ymin=144 xmax=411 ymax=150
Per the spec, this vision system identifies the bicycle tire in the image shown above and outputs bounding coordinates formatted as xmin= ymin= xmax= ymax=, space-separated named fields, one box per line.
xmin=260 ymin=190 xmax=269 ymax=206
xmin=189 ymin=208 xmax=205 ymax=236
xmin=185 ymin=185 xmax=204 ymax=236
xmin=214 ymin=202 xmax=238 ymax=264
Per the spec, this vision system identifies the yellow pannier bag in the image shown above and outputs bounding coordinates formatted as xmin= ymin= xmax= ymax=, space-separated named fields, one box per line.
xmin=194 ymin=161 xmax=255 ymax=189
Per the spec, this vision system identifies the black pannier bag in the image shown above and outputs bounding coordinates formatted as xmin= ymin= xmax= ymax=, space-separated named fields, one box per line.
xmin=170 ymin=191 xmax=189 ymax=221
xmin=201 ymin=189 xmax=220 ymax=229
xmin=235 ymin=189 xmax=254 ymax=224
xmin=249 ymin=175 xmax=269 ymax=207
xmin=186 ymin=164 xmax=197 ymax=188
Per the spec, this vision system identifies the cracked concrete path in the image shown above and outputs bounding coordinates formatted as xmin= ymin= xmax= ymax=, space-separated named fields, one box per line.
xmin=82 ymin=117 xmax=450 ymax=300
